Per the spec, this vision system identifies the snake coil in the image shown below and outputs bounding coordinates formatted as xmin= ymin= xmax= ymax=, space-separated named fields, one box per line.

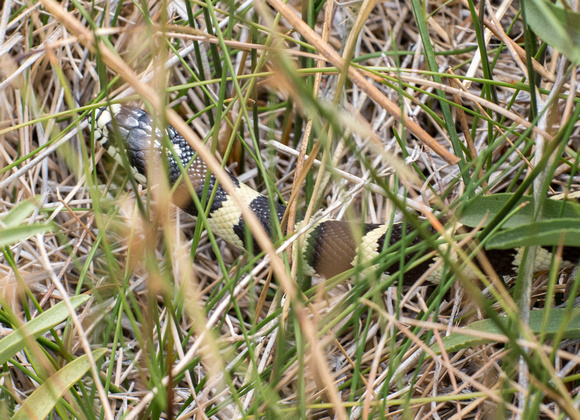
xmin=92 ymin=105 xmax=580 ymax=285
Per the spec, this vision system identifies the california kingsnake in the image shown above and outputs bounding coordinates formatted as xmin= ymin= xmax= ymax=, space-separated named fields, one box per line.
xmin=92 ymin=105 xmax=580 ymax=285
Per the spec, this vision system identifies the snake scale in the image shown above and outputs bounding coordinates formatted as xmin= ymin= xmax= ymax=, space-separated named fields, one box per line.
xmin=92 ymin=104 xmax=580 ymax=285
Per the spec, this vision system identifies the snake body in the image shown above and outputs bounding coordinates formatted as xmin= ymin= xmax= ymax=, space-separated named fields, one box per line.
xmin=93 ymin=105 xmax=580 ymax=284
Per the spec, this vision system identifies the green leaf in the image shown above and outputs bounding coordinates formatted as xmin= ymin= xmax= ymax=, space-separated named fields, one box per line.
xmin=0 ymin=224 xmax=54 ymax=247
xmin=0 ymin=295 xmax=91 ymax=366
xmin=487 ymin=219 xmax=580 ymax=249
xmin=12 ymin=349 xmax=107 ymax=420
xmin=459 ymin=194 xmax=580 ymax=229
xmin=432 ymin=308 xmax=580 ymax=354
xmin=0 ymin=199 xmax=39 ymax=228
xmin=524 ymin=0 xmax=580 ymax=63
xmin=0 ymin=197 xmax=52 ymax=246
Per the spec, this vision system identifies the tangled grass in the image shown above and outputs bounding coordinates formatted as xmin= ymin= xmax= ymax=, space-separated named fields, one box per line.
xmin=1 ymin=0 xmax=580 ymax=418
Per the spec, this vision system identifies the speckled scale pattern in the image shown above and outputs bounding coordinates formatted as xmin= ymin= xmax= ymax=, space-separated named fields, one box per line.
xmin=164 ymin=125 xmax=204 ymax=185
xmin=182 ymin=174 xmax=240 ymax=217
xmin=232 ymin=195 xmax=287 ymax=253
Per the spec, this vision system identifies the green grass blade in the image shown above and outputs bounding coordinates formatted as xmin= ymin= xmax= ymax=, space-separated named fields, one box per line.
xmin=0 ymin=224 xmax=54 ymax=247
xmin=524 ymin=0 xmax=580 ymax=63
xmin=432 ymin=308 xmax=580 ymax=354
xmin=0 ymin=295 xmax=90 ymax=366
xmin=0 ymin=199 xmax=38 ymax=228
xmin=12 ymin=349 xmax=107 ymax=420
xmin=487 ymin=219 xmax=580 ymax=249
xmin=460 ymin=194 xmax=580 ymax=229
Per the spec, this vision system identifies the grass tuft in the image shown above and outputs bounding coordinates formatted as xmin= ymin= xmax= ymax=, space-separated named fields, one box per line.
xmin=1 ymin=0 xmax=580 ymax=418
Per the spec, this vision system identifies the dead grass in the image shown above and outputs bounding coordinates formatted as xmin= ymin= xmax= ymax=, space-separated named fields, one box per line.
xmin=1 ymin=0 xmax=580 ymax=418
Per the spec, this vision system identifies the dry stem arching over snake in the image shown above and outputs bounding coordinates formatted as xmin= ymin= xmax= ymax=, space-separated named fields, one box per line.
xmin=93 ymin=104 xmax=580 ymax=284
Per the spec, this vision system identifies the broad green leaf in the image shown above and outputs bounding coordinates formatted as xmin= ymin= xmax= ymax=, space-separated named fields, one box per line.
xmin=524 ymin=0 xmax=580 ymax=63
xmin=0 ymin=224 xmax=54 ymax=247
xmin=12 ymin=349 xmax=107 ymax=420
xmin=486 ymin=219 xmax=580 ymax=249
xmin=432 ymin=308 xmax=580 ymax=354
xmin=0 ymin=199 xmax=38 ymax=228
xmin=460 ymin=194 xmax=580 ymax=229
xmin=0 ymin=295 xmax=91 ymax=366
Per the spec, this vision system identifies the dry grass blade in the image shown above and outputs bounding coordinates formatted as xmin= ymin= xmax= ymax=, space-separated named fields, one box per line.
xmin=266 ymin=0 xmax=460 ymax=166
xmin=2 ymin=0 xmax=580 ymax=418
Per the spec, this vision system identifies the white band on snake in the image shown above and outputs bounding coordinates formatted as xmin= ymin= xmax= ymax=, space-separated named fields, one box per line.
xmin=92 ymin=105 xmax=580 ymax=285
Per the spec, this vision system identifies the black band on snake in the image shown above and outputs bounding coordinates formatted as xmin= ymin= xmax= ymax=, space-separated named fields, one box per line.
xmin=92 ymin=105 xmax=580 ymax=285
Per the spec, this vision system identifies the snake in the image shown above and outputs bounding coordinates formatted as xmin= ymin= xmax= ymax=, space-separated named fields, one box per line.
xmin=92 ymin=104 xmax=580 ymax=285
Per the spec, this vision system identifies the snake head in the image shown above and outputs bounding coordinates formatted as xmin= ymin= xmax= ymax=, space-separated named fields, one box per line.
xmin=91 ymin=105 xmax=206 ymax=190
xmin=92 ymin=105 xmax=163 ymax=184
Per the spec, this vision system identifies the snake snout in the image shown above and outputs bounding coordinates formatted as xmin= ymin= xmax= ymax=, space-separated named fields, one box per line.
xmin=92 ymin=105 xmax=154 ymax=183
